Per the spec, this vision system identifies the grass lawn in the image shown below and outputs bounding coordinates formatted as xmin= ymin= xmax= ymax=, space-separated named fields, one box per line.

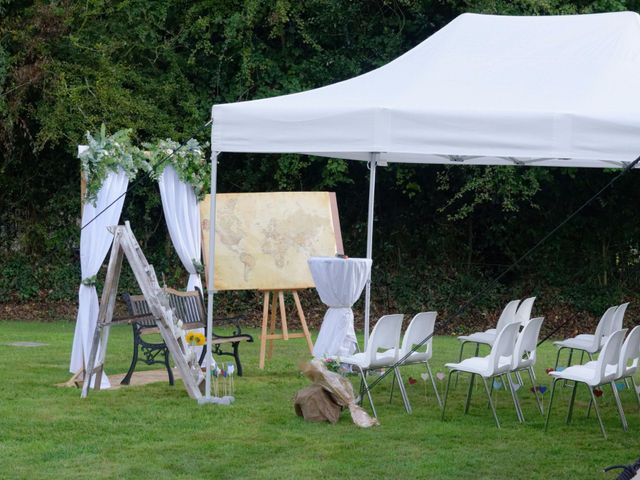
xmin=1 ymin=320 xmax=639 ymax=479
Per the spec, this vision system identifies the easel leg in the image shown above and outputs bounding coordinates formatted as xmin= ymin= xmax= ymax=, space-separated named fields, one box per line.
xmin=259 ymin=291 xmax=270 ymax=370
xmin=279 ymin=291 xmax=289 ymax=340
xmin=293 ymin=291 xmax=313 ymax=354
xmin=268 ymin=290 xmax=278 ymax=359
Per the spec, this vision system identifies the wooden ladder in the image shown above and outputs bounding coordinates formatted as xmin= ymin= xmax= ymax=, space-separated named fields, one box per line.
xmin=81 ymin=222 xmax=204 ymax=400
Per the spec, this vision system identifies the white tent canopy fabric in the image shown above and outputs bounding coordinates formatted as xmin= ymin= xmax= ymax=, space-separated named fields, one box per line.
xmin=212 ymin=12 xmax=640 ymax=168
xmin=204 ymin=12 xmax=640 ymax=401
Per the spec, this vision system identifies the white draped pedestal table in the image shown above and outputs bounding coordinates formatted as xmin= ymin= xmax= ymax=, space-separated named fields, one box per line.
xmin=308 ymin=257 xmax=372 ymax=359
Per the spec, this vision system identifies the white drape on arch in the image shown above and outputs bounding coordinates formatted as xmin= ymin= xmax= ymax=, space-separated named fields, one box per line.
xmin=158 ymin=165 xmax=204 ymax=357
xmin=70 ymin=169 xmax=129 ymax=388
xmin=158 ymin=165 xmax=203 ymax=292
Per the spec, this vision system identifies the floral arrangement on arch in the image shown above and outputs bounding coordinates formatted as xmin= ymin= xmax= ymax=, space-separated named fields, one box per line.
xmin=145 ymin=138 xmax=210 ymax=201
xmin=80 ymin=124 xmax=150 ymax=205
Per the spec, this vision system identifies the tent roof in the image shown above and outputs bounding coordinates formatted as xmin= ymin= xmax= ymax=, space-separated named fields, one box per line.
xmin=211 ymin=12 xmax=640 ymax=168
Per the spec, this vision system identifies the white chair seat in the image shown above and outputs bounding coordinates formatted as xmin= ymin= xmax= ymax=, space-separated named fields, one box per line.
xmin=341 ymin=352 xmax=396 ymax=370
xmin=458 ymin=331 xmax=496 ymax=346
xmin=554 ymin=337 xmax=597 ymax=353
xmin=549 ymin=365 xmax=601 ymax=386
xmin=382 ymin=348 xmax=429 ymax=364
xmin=446 ymin=355 xmax=511 ymax=377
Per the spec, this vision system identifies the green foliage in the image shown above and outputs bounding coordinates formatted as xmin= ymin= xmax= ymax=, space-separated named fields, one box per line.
xmin=1 ymin=0 xmax=640 ymax=319
xmin=145 ymin=138 xmax=210 ymax=200
xmin=81 ymin=124 xmax=150 ymax=205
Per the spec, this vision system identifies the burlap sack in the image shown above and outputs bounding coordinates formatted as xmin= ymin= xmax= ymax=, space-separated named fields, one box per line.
xmin=297 ymin=359 xmax=379 ymax=428
xmin=294 ymin=384 xmax=341 ymax=424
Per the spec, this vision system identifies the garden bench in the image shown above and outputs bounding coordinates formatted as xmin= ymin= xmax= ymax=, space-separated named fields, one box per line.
xmin=121 ymin=287 xmax=253 ymax=385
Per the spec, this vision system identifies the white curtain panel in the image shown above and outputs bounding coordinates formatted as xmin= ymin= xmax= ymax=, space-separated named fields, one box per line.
xmin=70 ymin=169 xmax=129 ymax=388
xmin=158 ymin=165 xmax=204 ymax=356
xmin=158 ymin=165 xmax=203 ymax=292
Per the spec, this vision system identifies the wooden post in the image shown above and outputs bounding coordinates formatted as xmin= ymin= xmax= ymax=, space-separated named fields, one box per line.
xmin=258 ymin=289 xmax=314 ymax=369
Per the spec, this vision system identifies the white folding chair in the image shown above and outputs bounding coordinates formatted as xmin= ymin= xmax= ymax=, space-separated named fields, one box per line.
xmin=610 ymin=302 xmax=630 ymax=334
xmin=387 ymin=312 xmax=441 ymax=412
xmin=515 ymin=296 xmax=536 ymax=325
xmin=340 ymin=314 xmax=404 ymax=418
xmin=580 ymin=325 xmax=640 ymax=431
xmin=455 ymin=299 xmax=520 ymax=385
xmin=545 ymin=329 xmax=627 ymax=439
xmin=442 ymin=322 xmax=521 ymax=428
xmin=615 ymin=325 xmax=640 ymax=408
xmin=508 ymin=317 xmax=544 ymax=421
xmin=553 ymin=305 xmax=617 ymax=371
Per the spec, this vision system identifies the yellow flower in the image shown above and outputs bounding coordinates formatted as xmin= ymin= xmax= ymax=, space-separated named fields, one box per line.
xmin=185 ymin=332 xmax=196 ymax=345
xmin=192 ymin=332 xmax=206 ymax=346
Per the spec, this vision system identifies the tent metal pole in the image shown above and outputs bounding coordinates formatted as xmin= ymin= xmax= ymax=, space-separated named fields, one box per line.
xmin=364 ymin=152 xmax=378 ymax=349
xmin=200 ymin=149 xmax=219 ymax=404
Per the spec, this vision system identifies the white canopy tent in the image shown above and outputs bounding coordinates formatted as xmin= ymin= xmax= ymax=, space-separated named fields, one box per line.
xmin=201 ymin=12 xmax=640 ymax=402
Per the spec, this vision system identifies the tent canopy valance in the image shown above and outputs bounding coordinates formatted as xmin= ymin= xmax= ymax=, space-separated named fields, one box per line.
xmin=211 ymin=12 xmax=640 ymax=168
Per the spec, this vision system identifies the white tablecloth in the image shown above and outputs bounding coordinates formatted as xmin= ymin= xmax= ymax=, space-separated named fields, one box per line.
xmin=308 ymin=257 xmax=372 ymax=358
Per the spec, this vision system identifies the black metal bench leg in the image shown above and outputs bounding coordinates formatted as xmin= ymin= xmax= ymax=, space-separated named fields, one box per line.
xmin=164 ymin=347 xmax=174 ymax=386
xmin=233 ymin=341 xmax=243 ymax=376
xmin=121 ymin=330 xmax=140 ymax=385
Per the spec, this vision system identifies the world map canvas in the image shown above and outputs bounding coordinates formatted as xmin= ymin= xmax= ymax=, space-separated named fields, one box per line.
xmin=200 ymin=192 xmax=343 ymax=291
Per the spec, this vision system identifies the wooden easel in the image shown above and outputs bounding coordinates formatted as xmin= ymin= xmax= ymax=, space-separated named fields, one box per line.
xmin=259 ymin=290 xmax=313 ymax=369
xmin=81 ymin=222 xmax=204 ymax=400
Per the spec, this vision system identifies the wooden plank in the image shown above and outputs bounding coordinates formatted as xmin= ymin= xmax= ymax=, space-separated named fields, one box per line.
xmin=278 ymin=291 xmax=289 ymax=341
xmin=329 ymin=192 xmax=344 ymax=255
xmin=268 ymin=289 xmax=278 ymax=359
xmin=293 ymin=290 xmax=314 ymax=353
xmin=94 ymin=229 xmax=125 ymax=389
xmin=259 ymin=291 xmax=270 ymax=369
xmin=263 ymin=333 xmax=308 ymax=340
xmin=82 ymin=229 xmax=123 ymax=397
xmin=119 ymin=225 xmax=202 ymax=400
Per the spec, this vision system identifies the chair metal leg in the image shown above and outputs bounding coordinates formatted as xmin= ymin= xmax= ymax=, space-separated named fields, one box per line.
xmin=563 ymin=349 xmax=574 ymax=388
xmin=455 ymin=342 xmax=467 ymax=388
xmin=579 ymin=350 xmax=585 ymax=365
xmin=545 ymin=378 xmax=559 ymax=432
xmin=554 ymin=347 xmax=564 ymax=370
xmin=587 ymin=352 xmax=594 ymax=361
xmin=588 ymin=385 xmax=607 ymax=439
xmin=359 ymin=368 xmax=377 ymax=419
xmin=528 ymin=366 xmax=544 ymax=414
xmin=442 ymin=370 xmax=454 ymax=421
xmin=395 ymin=368 xmax=412 ymax=414
xmin=506 ymin=373 xmax=524 ymax=423
xmin=515 ymin=370 xmax=524 ymax=387
xmin=482 ymin=376 xmax=500 ymax=429
xmin=464 ymin=373 xmax=476 ymax=414
xmin=631 ymin=377 xmax=640 ymax=408
xmin=610 ymin=381 xmax=628 ymax=431
xmin=426 ymin=361 xmax=443 ymax=408
xmin=389 ymin=371 xmax=396 ymax=404
xmin=566 ymin=381 xmax=577 ymax=424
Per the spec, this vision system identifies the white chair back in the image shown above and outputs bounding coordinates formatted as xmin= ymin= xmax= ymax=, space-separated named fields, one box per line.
xmin=366 ymin=314 xmax=404 ymax=365
xmin=594 ymin=329 xmax=627 ymax=384
xmin=590 ymin=306 xmax=618 ymax=351
xmin=610 ymin=302 xmax=630 ymax=334
xmin=487 ymin=322 xmax=520 ymax=374
xmin=515 ymin=296 xmax=536 ymax=325
xmin=512 ymin=317 xmax=544 ymax=370
xmin=399 ymin=311 xmax=437 ymax=358
xmin=495 ymin=299 xmax=521 ymax=333
xmin=618 ymin=325 xmax=640 ymax=378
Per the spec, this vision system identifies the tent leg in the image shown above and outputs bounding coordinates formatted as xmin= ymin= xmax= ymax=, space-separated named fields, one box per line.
xmin=364 ymin=153 xmax=378 ymax=350
xmin=200 ymin=148 xmax=219 ymax=404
